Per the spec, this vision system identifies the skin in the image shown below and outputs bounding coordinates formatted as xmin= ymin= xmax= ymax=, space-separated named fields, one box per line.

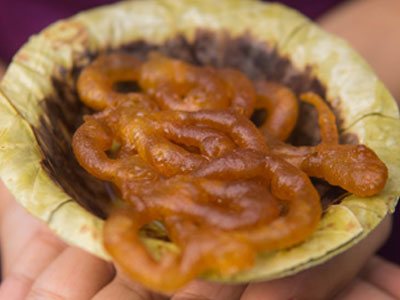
xmin=318 ymin=0 xmax=400 ymax=101
xmin=0 ymin=0 xmax=400 ymax=298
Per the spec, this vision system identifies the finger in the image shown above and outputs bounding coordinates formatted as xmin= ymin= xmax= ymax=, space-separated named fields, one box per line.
xmin=241 ymin=214 xmax=392 ymax=300
xmin=171 ymin=280 xmax=246 ymax=300
xmin=0 ymin=228 xmax=65 ymax=300
xmin=93 ymin=270 xmax=168 ymax=300
xmin=360 ymin=256 xmax=400 ymax=298
xmin=0 ymin=188 xmax=65 ymax=277
xmin=333 ymin=278 xmax=396 ymax=300
xmin=26 ymin=246 xmax=115 ymax=300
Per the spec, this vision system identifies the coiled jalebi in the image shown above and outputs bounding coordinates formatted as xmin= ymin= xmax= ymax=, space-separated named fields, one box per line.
xmin=254 ymin=79 xmax=298 ymax=141
xmin=77 ymin=53 xmax=157 ymax=111
xmin=268 ymin=92 xmax=388 ymax=196
xmin=139 ymin=52 xmax=257 ymax=115
xmin=102 ymin=149 xmax=320 ymax=291
xmin=73 ymin=52 xmax=388 ymax=293
xmin=139 ymin=52 xmax=230 ymax=112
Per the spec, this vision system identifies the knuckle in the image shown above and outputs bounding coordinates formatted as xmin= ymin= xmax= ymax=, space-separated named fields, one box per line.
xmin=6 ymin=270 xmax=34 ymax=287
xmin=32 ymin=227 xmax=64 ymax=250
xmin=26 ymin=287 xmax=67 ymax=300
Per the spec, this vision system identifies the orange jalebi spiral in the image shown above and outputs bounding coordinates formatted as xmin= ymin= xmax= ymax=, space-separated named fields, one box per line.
xmin=72 ymin=52 xmax=388 ymax=293
xmin=267 ymin=92 xmax=388 ymax=196
xmin=103 ymin=149 xmax=320 ymax=292
xmin=254 ymin=79 xmax=298 ymax=141
xmin=77 ymin=53 xmax=157 ymax=111
xmin=139 ymin=52 xmax=231 ymax=112
xmin=139 ymin=52 xmax=257 ymax=115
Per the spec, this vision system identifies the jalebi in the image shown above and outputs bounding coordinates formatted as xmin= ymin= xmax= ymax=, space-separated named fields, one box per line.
xmin=72 ymin=52 xmax=388 ymax=293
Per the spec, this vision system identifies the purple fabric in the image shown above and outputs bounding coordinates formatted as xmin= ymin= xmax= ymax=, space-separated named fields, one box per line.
xmin=0 ymin=0 xmax=345 ymax=63
xmin=0 ymin=0 xmax=399 ymax=264
xmin=276 ymin=0 xmax=344 ymax=19
xmin=0 ymin=0 xmax=117 ymax=62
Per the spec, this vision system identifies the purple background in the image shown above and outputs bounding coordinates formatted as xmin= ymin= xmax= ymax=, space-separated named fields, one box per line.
xmin=0 ymin=0 xmax=343 ymax=63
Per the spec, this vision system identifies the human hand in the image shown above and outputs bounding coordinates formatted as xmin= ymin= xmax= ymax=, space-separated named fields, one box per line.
xmin=0 ymin=179 xmax=399 ymax=300
xmin=0 ymin=180 xmax=166 ymax=300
